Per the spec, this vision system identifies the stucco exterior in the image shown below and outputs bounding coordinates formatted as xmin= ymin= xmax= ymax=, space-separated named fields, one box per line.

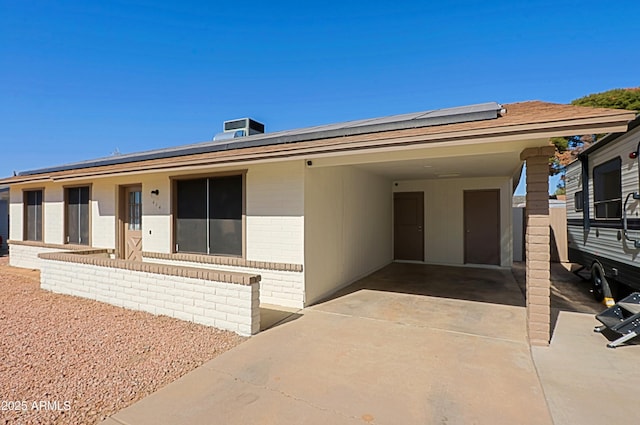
xmin=392 ymin=177 xmax=513 ymax=267
xmin=304 ymin=165 xmax=392 ymax=305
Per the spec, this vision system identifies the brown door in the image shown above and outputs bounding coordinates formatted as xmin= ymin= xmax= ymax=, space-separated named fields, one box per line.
xmin=394 ymin=192 xmax=424 ymax=261
xmin=123 ymin=186 xmax=142 ymax=261
xmin=464 ymin=189 xmax=500 ymax=265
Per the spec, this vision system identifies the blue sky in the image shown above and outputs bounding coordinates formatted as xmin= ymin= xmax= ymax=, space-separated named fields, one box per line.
xmin=1 ymin=0 xmax=638 ymax=193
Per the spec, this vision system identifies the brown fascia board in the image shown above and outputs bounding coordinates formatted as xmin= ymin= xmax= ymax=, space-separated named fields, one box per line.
xmin=1 ymin=103 xmax=635 ymax=185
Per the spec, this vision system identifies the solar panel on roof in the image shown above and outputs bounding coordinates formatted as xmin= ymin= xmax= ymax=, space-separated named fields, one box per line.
xmin=17 ymin=102 xmax=503 ymax=176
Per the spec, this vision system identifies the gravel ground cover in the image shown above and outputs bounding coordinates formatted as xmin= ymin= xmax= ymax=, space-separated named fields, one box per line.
xmin=0 ymin=257 xmax=246 ymax=424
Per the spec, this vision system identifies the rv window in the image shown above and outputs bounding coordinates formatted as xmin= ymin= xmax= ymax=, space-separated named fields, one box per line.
xmin=24 ymin=190 xmax=43 ymax=241
xmin=175 ymin=174 xmax=243 ymax=256
xmin=593 ymin=158 xmax=622 ymax=219
xmin=574 ymin=191 xmax=583 ymax=212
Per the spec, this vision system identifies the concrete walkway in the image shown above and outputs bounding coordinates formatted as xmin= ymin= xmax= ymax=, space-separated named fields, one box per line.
xmin=102 ymin=264 xmax=553 ymax=425
xmin=102 ymin=263 xmax=640 ymax=425
xmin=533 ymin=310 xmax=640 ymax=425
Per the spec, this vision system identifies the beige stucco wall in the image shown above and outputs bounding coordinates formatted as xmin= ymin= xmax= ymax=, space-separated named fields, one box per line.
xmin=304 ymin=165 xmax=392 ymax=305
xmin=392 ymin=176 xmax=513 ymax=267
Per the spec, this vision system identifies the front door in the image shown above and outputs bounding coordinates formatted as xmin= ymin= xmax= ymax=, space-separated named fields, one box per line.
xmin=394 ymin=192 xmax=424 ymax=261
xmin=123 ymin=186 xmax=142 ymax=261
xmin=464 ymin=189 xmax=500 ymax=265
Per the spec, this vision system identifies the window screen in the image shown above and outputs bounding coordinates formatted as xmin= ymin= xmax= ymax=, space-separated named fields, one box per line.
xmin=593 ymin=158 xmax=621 ymax=219
xmin=25 ymin=190 xmax=43 ymax=241
xmin=66 ymin=186 xmax=90 ymax=244
xmin=175 ymin=175 xmax=243 ymax=256
xmin=176 ymin=179 xmax=208 ymax=253
xmin=209 ymin=175 xmax=242 ymax=256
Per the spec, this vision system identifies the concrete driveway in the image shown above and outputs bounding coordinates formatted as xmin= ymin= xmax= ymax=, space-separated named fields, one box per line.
xmin=102 ymin=263 xmax=553 ymax=425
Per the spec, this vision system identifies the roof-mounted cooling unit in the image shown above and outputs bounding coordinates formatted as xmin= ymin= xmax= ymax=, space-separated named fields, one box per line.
xmin=213 ymin=118 xmax=265 ymax=142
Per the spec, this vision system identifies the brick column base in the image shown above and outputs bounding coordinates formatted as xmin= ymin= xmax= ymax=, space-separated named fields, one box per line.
xmin=521 ymin=146 xmax=555 ymax=346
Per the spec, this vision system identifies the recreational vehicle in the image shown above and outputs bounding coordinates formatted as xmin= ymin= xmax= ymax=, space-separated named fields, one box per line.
xmin=566 ymin=116 xmax=640 ymax=306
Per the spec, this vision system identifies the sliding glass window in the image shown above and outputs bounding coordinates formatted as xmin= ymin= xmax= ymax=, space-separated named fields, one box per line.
xmin=175 ymin=175 xmax=243 ymax=256
xmin=24 ymin=190 xmax=43 ymax=241
xmin=66 ymin=186 xmax=90 ymax=245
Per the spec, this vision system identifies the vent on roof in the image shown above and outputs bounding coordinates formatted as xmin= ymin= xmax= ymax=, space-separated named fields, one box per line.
xmin=213 ymin=118 xmax=264 ymax=141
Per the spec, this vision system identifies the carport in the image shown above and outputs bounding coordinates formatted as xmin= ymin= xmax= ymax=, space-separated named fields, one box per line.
xmin=301 ymin=101 xmax=636 ymax=346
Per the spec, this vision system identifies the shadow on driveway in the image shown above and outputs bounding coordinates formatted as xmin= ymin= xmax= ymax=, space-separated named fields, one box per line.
xmin=103 ymin=263 xmax=553 ymax=425
xmin=325 ymin=262 xmax=525 ymax=308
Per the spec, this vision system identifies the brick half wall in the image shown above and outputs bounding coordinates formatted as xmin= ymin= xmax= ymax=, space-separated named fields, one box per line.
xmin=38 ymin=251 xmax=261 ymax=336
xmin=143 ymin=252 xmax=305 ymax=309
xmin=9 ymin=241 xmax=93 ymax=270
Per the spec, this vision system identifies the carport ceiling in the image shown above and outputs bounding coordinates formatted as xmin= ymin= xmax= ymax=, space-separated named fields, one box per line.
xmin=308 ymin=134 xmax=551 ymax=181
xmin=353 ymin=151 xmax=520 ymax=180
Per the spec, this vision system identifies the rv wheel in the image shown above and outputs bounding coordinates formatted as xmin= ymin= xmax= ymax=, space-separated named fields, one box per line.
xmin=590 ymin=263 xmax=606 ymax=302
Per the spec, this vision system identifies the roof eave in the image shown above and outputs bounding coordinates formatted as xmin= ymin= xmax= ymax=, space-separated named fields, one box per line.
xmin=1 ymin=110 xmax=634 ymax=186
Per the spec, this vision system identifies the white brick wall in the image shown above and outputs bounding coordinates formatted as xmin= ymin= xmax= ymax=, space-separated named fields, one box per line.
xmin=40 ymin=259 xmax=260 ymax=336
xmin=9 ymin=244 xmax=67 ymax=270
xmin=144 ymin=257 xmax=304 ymax=309
xmin=90 ymin=181 xmax=117 ymax=249
xmin=43 ymin=187 xmax=65 ymax=245
xmin=9 ymin=187 xmax=23 ymax=241
xmin=142 ymin=174 xmax=172 ymax=254
xmin=9 ymin=184 xmax=66 ymax=244
xmin=245 ymin=162 xmax=305 ymax=265
xmin=8 ymin=161 xmax=306 ymax=269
